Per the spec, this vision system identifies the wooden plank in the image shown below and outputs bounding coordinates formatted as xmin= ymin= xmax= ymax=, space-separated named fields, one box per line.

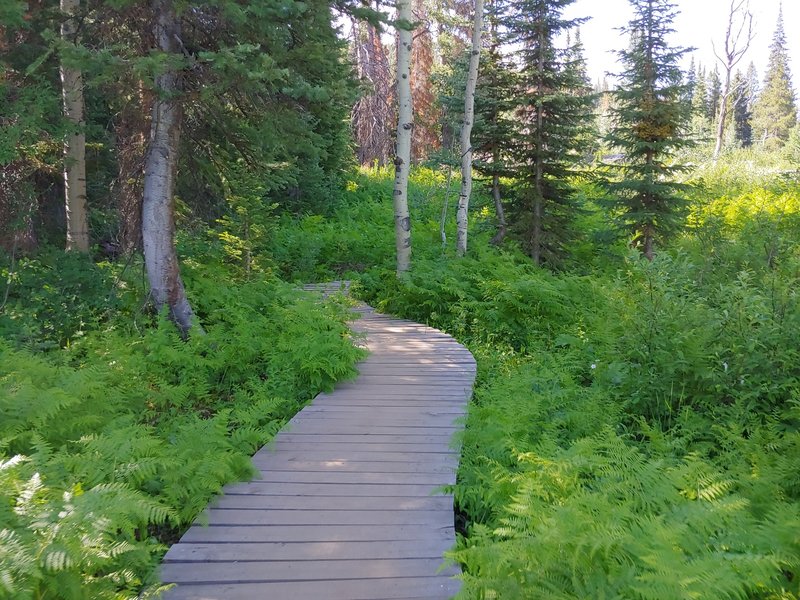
xmin=274 ymin=433 xmax=457 ymax=444
xmin=161 ymin=558 xmax=457 ymax=583
xmin=293 ymin=408 xmax=464 ymax=418
xmin=356 ymin=366 xmax=475 ymax=374
xmin=164 ymin=540 xmax=452 ymax=562
xmin=210 ymin=494 xmax=452 ymax=511
xmin=252 ymin=449 xmax=459 ymax=464
xmin=263 ymin=443 xmax=459 ymax=456
xmin=287 ymin=415 xmax=462 ymax=428
xmin=221 ymin=482 xmax=450 ymax=497
xmin=281 ymin=423 xmax=461 ymax=436
xmin=160 ymin=576 xmax=459 ymax=600
xmin=198 ymin=508 xmax=453 ymax=526
xmin=159 ymin=301 xmax=474 ymax=598
xmin=316 ymin=391 xmax=471 ymax=399
xmin=309 ymin=399 xmax=467 ymax=409
xmin=253 ymin=469 xmax=455 ymax=485
xmin=178 ymin=524 xmax=455 ymax=543
xmin=248 ymin=459 xmax=456 ymax=474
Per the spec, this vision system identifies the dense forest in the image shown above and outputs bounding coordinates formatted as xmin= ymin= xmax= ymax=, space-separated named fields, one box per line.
xmin=1 ymin=0 xmax=799 ymax=597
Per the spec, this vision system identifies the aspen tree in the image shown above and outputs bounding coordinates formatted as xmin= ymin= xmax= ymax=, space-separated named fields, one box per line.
xmin=392 ymin=0 xmax=414 ymax=274
xmin=456 ymin=0 xmax=484 ymax=257
xmin=60 ymin=0 xmax=89 ymax=252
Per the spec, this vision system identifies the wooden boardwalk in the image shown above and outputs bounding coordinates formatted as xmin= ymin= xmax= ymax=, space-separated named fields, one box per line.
xmin=160 ymin=284 xmax=476 ymax=599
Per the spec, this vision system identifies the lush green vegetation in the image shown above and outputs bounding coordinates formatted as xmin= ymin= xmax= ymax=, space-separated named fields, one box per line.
xmin=2 ymin=148 xmax=800 ymax=597
xmin=2 ymin=0 xmax=799 ymax=596
xmin=268 ymin=151 xmax=800 ymax=599
xmin=0 ymin=243 xmax=364 ymax=598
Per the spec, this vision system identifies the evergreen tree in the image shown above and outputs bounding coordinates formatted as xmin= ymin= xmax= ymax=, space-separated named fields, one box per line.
xmin=501 ymin=0 xmax=594 ymax=266
xmin=731 ymin=69 xmax=753 ymax=147
xmin=707 ymin=66 xmax=722 ymax=122
xmin=437 ymin=0 xmax=517 ymax=246
xmin=691 ymin=63 xmax=711 ymax=137
xmin=685 ymin=55 xmax=696 ymax=105
xmin=605 ymin=0 xmax=692 ymax=261
xmin=751 ymin=6 xmax=797 ymax=148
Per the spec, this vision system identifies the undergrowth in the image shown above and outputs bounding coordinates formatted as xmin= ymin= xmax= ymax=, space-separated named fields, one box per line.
xmin=0 ymin=241 xmax=364 ymax=599
xmin=352 ymin=170 xmax=800 ymax=599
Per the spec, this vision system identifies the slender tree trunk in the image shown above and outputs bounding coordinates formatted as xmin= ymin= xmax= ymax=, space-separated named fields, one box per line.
xmin=642 ymin=224 xmax=655 ymax=261
xmin=455 ymin=0 xmax=483 ymax=257
xmin=142 ymin=0 xmax=197 ymax=334
xmin=714 ymin=75 xmax=731 ymax=159
xmin=60 ymin=0 xmax=89 ymax=252
xmin=117 ymin=83 xmax=149 ymax=255
xmin=392 ymin=0 xmax=414 ymax=275
xmin=713 ymin=1 xmax=753 ymax=159
xmin=531 ymin=23 xmax=545 ymax=266
xmin=489 ymin=172 xmax=506 ymax=245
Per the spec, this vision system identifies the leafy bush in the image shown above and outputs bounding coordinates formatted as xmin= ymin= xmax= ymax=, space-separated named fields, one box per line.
xmin=0 ymin=250 xmax=364 ymax=599
xmin=356 ymin=172 xmax=800 ymax=598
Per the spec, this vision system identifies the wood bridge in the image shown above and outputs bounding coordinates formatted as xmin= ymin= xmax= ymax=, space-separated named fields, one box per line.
xmin=160 ymin=283 xmax=476 ymax=599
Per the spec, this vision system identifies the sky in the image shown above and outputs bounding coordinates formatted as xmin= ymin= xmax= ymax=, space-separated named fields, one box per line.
xmin=565 ymin=0 xmax=800 ymax=89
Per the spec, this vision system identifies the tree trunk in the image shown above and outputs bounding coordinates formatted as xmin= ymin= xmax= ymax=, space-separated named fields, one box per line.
xmin=455 ymin=0 xmax=483 ymax=257
xmin=60 ymin=0 xmax=89 ymax=253
xmin=351 ymin=19 xmax=394 ymax=166
xmin=142 ymin=0 xmax=197 ymax=335
xmin=531 ymin=17 xmax=545 ymax=266
xmin=392 ymin=0 xmax=414 ymax=275
xmin=117 ymin=83 xmax=150 ymax=255
xmin=489 ymin=172 xmax=506 ymax=245
xmin=714 ymin=78 xmax=731 ymax=159
xmin=713 ymin=1 xmax=753 ymax=159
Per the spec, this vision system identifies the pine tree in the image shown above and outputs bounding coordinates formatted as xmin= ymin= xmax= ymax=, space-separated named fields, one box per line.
xmin=605 ymin=0 xmax=692 ymax=261
xmin=706 ymin=66 xmax=722 ymax=123
xmin=731 ymin=69 xmax=753 ymax=147
xmin=685 ymin=56 xmax=696 ymax=105
xmin=501 ymin=0 xmax=594 ymax=266
xmin=751 ymin=6 xmax=797 ymax=148
xmin=437 ymin=0 xmax=517 ymax=246
xmin=691 ymin=63 xmax=710 ymax=137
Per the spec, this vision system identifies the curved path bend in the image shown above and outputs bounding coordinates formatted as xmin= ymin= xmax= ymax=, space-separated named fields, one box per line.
xmin=160 ymin=283 xmax=476 ymax=599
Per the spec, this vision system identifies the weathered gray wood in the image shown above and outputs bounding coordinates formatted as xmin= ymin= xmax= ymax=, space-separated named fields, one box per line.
xmin=159 ymin=299 xmax=474 ymax=599
xmin=281 ymin=423 xmax=462 ymax=436
xmin=200 ymin=508 xmax=454 ymax=526
xmin=210 ymin=494 xmax=453 ymax=511
xmin=160 ymin=576 xmax=459 ymax=600
xmin=252 ymin=449 xmax=459 ymax=464
xmin=255 ymin=457 xmax=459 ymax=473
xmin=179 ymin=523 xmax=455 ymax=543
xmin=275 ymin=433 xmax=458 ymax=443
xmin=165 ymin=540 xmax=452 ymax=562
xmin=161 ymin=558 xmax=459 ymax=583
xmin=221 ymin=482 xmax=450 ymax=497
xmin=246 ymin=460 xmax=457 ymax=475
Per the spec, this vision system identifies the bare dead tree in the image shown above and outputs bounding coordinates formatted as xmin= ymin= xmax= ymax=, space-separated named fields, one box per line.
xmin=713 ymin=0 xmax=754 ymax=159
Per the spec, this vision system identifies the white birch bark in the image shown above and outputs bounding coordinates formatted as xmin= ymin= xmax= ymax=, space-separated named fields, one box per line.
xmin=456 ymin=0 xmax=483 ymax=257
xmin=142 ymin=0 xmax=197 ymax=335
xmin=392 ymin=0 xmax=414 ymax=274
xmin=60 ymin=0 xmax=89 ymax=252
